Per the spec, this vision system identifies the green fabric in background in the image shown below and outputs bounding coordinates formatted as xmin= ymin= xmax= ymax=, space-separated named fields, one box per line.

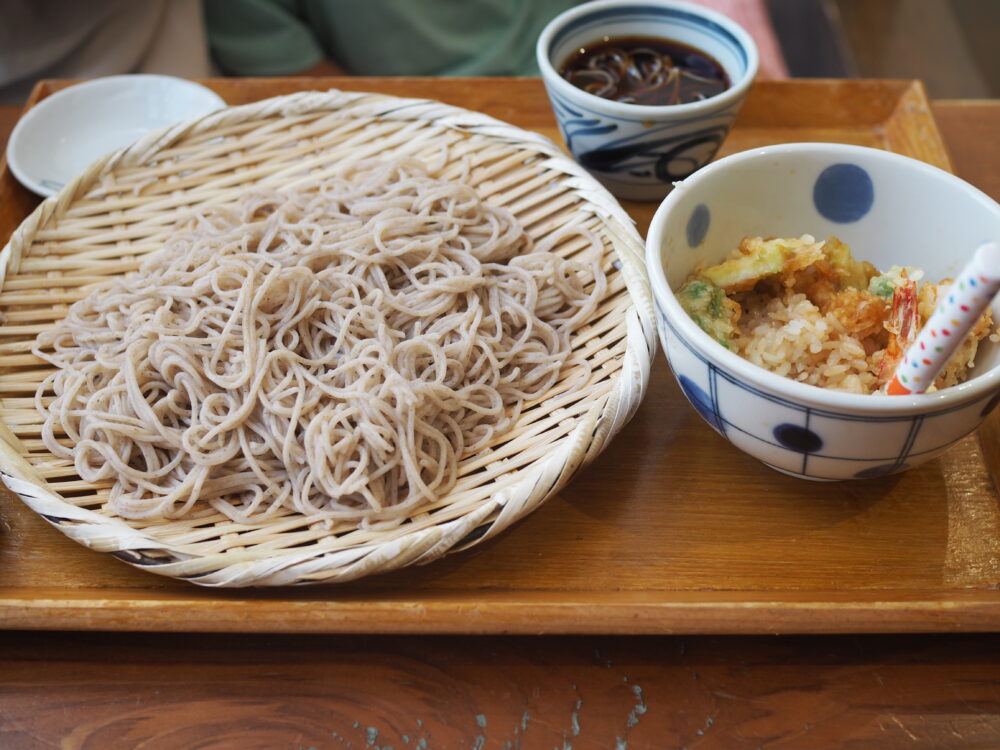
xmin=204 ymin=0 xmax=579 ymax=77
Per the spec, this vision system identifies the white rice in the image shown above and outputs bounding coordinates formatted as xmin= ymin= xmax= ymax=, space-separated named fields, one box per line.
xmin=737 ymin=293 xmax=878 ymax=394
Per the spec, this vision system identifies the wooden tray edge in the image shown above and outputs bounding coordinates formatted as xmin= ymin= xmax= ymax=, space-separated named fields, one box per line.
xmin=883 ymin=80 xmax=954 ymax=171
xmin=2 ymin=77 xmax=995 ymax=635
xmin=4 ymin=593 xmax=1000 ymax=634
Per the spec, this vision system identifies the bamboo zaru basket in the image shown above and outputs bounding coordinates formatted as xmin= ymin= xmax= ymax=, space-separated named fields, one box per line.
xmin=0 ymin=89 xmax=655 ymax=586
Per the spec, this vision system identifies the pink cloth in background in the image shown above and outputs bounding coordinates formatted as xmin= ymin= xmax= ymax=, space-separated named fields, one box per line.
xmin=692 ymin=0 xmax=789 ymax=79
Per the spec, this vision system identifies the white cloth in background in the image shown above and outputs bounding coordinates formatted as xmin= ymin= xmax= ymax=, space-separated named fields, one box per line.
xmin=0 ymin=0 xmax=213 ymax=105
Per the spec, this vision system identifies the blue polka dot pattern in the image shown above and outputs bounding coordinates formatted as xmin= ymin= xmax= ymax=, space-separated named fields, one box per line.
xmin=678 ymin=375 xmax=722 ymax=432
xmin=813 ymin=163 xmax=874 ymax=223
xmin=773 ymin=423 xmax=822 ymax=453
xmin=686 ymin=203 xmax=710 ymax=248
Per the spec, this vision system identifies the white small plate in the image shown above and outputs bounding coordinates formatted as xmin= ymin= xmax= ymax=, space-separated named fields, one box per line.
xmin=6 ymin=75 xmax=226 ymax=197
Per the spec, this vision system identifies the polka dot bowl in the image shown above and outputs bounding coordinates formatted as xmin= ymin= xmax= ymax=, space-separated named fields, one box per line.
xmin=645 ymin=142 xmax=1000 ymax=480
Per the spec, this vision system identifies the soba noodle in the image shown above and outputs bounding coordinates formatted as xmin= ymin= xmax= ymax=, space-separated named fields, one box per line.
xmin=33 ymin=158 xmax=606 ymax=526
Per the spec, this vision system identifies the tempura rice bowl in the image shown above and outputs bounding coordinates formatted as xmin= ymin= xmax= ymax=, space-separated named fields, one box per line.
xmin=646 ymin=143 xmax=1000 ymax=480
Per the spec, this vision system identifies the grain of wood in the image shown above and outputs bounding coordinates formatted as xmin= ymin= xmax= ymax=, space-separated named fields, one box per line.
xmin=1 ymin=85 xmax=999 ymax=750
xmin=0 ymin=79 xmax=997 ymax=634
xmin=1 ymin=631 xmax=999 ymax=750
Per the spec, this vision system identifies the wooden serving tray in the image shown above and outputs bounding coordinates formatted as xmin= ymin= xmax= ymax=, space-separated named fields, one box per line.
xmin=3 ymin=78 xmax=998 ymax=634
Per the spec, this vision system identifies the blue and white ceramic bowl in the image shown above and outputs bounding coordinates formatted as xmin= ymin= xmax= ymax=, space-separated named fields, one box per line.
xmin=536 ymin=0 xmax=758 ymax=201
xmin=646 ymin=143 xmax=1000 ymax=480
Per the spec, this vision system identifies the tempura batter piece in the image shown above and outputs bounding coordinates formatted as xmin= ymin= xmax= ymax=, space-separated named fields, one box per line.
xmin=823 ymin=287 xmax=889 ymax=344
xmin=700 ymin=238 xmax=790 ymax=292
xmin=825 ymin=236 xmax=877 ymax=290
xmin=676 ymin=278 xmax=742 ymax=349
xmin=700 ymin=235 xmax=874 ymax=298
xmin=678 ymin=234 xmax=996 ymax=394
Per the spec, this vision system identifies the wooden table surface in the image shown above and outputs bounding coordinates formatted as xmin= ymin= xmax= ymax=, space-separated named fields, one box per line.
xmin=1 ymin=82 xmax=999 ymax=748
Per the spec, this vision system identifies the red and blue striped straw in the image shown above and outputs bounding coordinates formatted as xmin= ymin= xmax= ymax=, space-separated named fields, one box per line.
xmin=887 ymin=241 xmax=1000 ymax=395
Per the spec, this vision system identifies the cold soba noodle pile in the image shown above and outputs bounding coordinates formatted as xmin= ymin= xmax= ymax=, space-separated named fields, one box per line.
xmin=33 ymin=159 xmax=606 ymax=527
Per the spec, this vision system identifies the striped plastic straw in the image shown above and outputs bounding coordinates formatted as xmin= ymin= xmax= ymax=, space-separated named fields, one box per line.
xmin=887 ymin=241 xmax=1000 ymax=395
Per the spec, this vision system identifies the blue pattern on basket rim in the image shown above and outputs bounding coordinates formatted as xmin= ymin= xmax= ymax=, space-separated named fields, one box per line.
xmin=656 ymin=302 xmax=993 ymax=479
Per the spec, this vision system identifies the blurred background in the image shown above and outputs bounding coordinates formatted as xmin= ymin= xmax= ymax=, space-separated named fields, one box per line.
xmin=0 ymin=0 xmax=997 ymax=105
xmin=769 ymin=0 xmax=998 ymax=98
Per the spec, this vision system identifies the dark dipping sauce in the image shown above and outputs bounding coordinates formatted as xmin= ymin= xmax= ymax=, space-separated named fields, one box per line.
xmin=559 ymin=35 xmax=730 ymax=106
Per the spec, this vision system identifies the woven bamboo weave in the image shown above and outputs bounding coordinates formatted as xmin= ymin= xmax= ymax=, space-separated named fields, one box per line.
xmin=0 ymin=89 xmax=655 ymax=587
